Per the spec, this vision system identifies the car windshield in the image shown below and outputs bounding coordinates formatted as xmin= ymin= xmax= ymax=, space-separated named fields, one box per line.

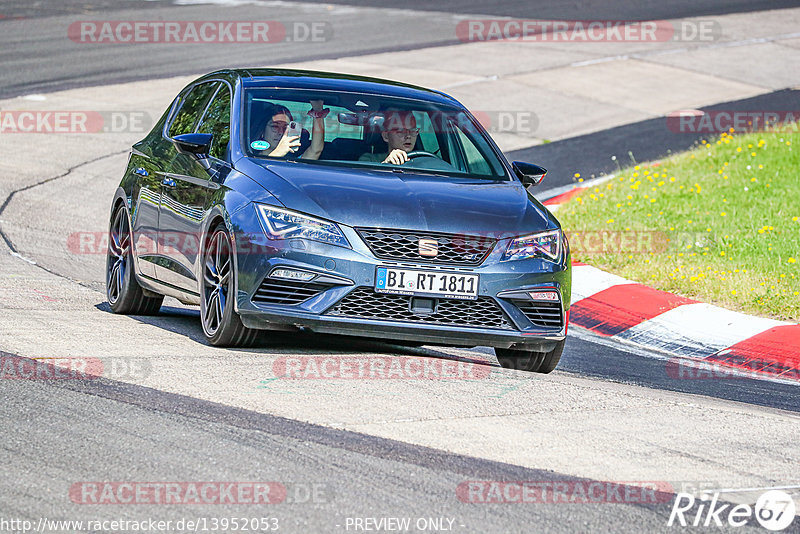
xmin=242 ymin=88 xmax=509 ymax=180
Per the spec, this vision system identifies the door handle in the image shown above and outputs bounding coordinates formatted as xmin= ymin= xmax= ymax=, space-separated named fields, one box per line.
xmin=161 ymin=177 xmax=177 ymax=188
xmin=134 ymin=167 xmax=149 ymax=177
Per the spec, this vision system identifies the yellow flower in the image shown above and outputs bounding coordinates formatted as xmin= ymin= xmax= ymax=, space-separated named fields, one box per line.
xmin=789 ymin=258 xmax=797 ymax=264
xmin=720 ymin=212 xmax=726 ymax=216
xmin=574 ymin=172 xmax=581 ymax=178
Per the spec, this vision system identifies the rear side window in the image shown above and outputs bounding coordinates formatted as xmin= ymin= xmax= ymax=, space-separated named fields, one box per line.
xmin=197 ymin=84 xmax=231 ymax=160
xmin=168 ymin=81 xmax=218 ymax=138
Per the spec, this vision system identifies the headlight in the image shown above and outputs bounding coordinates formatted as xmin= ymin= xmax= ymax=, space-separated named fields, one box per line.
xmin=256 ymin=204 xmax=350 ymax=248
xmin=502 ymin=229 xmax=562 ymax=262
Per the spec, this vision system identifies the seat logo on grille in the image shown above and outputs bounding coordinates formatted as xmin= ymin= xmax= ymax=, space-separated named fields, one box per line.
xmin=418 ymin=239 xmax=439 ymax=257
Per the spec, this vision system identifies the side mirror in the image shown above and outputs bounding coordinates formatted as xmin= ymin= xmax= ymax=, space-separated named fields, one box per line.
xmin=171 ymin=133 xmax=213 ymax=156
xmin=512 ymin=161 xmax=547 ymax=187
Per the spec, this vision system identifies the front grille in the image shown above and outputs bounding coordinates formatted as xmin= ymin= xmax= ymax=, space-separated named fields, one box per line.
xmin=512 ymin=300 xmax=563 ymax=328
xmin=326 ymin=287 xmax=513 ymax=330
xmin=252 ymin=278 xmax=330 ymax=305
xmin=356 ymin=228 xmax=495 ymax=266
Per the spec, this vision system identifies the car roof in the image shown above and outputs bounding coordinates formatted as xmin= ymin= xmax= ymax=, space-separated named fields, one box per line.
xmin=195 ymin=68 xmax=462 ymax=107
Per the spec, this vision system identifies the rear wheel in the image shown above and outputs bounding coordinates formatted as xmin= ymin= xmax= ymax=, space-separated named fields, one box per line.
xmin=200 ymin=224 xmax=259 ymax=347
xmin=106 ymin=206 xmax=163 ymax=315
xmin=495 ymin=339 xmax=566 ymax=374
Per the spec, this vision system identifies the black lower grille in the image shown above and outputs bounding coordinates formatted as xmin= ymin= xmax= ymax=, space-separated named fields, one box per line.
xmin=326 ymin=287 xmax=514 ymax=330
xmin=252 ymin=278 xmax=330 ymax=305
xmin=512 ymin=300 xmax=563 ymax=328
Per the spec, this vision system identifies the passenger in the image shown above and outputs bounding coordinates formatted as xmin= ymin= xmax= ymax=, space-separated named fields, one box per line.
xmin=258 ymin=100 xmax=327 ymax=160
xmin=359 ymin=110 xmax=420 ymax=165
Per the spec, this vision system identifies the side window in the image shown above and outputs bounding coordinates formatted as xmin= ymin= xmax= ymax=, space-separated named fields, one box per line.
xmin=415 ymin=111 xmax=440 ymax=155
xmin=197 ymin=85 xmax=231 ymax=160
xmin=452 ymin=122 xmax=492 ymax=176
xmin=168 ymin=82 xmax=218 ymax=138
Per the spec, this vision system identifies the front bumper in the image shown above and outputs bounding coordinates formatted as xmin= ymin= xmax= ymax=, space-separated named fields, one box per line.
xmin=232 ymin=212 xmax=571 ymax=351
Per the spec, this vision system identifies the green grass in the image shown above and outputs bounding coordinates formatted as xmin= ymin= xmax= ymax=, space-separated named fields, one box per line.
xmin=557 ymin=129 xmax=799 ymax=321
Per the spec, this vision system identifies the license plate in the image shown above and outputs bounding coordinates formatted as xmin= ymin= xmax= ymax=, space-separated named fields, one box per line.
xmin=375 ymin=267 xmax=479 ymax=300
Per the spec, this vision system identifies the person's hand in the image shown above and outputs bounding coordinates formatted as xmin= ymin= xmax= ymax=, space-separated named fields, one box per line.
xmin=310 ymin=99 xmax=324 ymax=112
xmin=383 ymin=149 xmax=409 ymax=165
xmin=269 ymin=132 xmax=300 ymax=157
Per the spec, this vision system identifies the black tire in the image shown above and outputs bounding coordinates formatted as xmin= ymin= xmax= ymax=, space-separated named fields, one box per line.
xmin=200 ymin=223 xmax=260 ymax=347
xmin=106 ymin=206 xmax=163 ymax=315
xmin=495 ymin=339 xmax=566 ymax=374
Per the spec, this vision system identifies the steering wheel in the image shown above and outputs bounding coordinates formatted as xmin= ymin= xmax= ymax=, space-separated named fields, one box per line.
xmin=405 ymin=151 xmax=439 ymax=159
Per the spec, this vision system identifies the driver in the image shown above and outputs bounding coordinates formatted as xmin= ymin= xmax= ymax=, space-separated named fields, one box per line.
xmin=359 ymin=109 xmax=420 ymax=165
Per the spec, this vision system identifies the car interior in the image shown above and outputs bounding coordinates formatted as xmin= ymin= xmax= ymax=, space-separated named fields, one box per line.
xmin=243 ymin=89 xmax=504 ymax=178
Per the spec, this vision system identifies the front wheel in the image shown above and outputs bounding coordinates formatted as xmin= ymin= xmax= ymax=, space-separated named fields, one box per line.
xmin=106 ymin=206 xmax=163 ymax=315
xmin=200 ymin=224 xmax=259 ymax=347
xmin=495 ymin=339 xmax=566 ymax=374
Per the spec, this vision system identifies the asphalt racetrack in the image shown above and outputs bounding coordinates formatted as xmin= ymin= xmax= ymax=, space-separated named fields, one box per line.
xmin=1 ymin=1 xmax=799 ymax=532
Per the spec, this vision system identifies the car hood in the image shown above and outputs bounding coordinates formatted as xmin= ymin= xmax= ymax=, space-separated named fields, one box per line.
xmin=237 ymin=158 xmax=554 ymax=237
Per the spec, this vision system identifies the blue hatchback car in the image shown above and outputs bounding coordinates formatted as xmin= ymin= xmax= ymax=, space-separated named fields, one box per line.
xmin=107 ymin=69 xmax=571 ymax=373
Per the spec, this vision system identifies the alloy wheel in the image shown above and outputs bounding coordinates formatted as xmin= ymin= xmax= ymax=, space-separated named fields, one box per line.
xmin=107 ymin=208 xmax=131 ymax=305
xmin=202 ymin=229 xmax=232 ymax=336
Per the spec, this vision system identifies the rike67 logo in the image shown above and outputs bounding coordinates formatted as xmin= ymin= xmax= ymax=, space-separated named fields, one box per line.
xmin=668 ymin=489 xmax=796 ymax=531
